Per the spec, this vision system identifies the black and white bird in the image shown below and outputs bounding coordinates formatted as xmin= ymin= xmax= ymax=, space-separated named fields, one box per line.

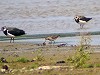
xmin=1 ymin=26 xmax=25 ymax=43
xmin=74 ymin=15 xmax=92 ymax=29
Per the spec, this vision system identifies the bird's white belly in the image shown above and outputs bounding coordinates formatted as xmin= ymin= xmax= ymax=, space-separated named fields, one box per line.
xmin=7 ymin=33 xmax=15 ymax=38
xmin=79 ymin=20 xmax=86 ymax=24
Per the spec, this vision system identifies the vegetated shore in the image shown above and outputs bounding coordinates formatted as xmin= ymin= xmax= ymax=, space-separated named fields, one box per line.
xmin=0 ymin=42 xmax=100 ymax=75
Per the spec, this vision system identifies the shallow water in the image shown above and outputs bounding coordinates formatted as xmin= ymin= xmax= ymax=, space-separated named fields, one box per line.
xmin=0 ymin=35 xmax=100 ymax=45
xmin=17 ymin=35 xmax=100 ymax=45
xmin=0 ymin=0 xmax=100 ymax=45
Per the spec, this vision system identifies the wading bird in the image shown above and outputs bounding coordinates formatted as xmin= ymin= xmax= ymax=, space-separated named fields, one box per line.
xmin=1 ymin=26 xmax=25 ymax=43
xmin=74 ymin=15 xmax=92 ymax=29
xmin=45 ymin=35 xmax=60 ymax=44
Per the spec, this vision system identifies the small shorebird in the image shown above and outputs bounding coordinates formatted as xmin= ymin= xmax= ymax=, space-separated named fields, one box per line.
xmin=74 ymin=15 xmax=92 ymax=29
xmin=1 ymin=26 xmax=25 ymax=43
xmin=45 ymin=35 xmax=60 ymax=44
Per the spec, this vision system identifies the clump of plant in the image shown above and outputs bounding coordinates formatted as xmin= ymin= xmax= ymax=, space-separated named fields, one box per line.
xmin=95 ymin=63 xmax=100 ymax=67
xmin=67 ymin=32 xmax=91 ymax=68
xmin=67 ymin=45 xmax=90 ymax=68
xmin=82 ymin=64 xmax=94 ymax=68
xmin=35 ymin=49 xmax=45 ymax=61
xmin=16 ymin=57 xmax=30 ymax=63
xmin=31 ymin=62 xmax=39 ymax=69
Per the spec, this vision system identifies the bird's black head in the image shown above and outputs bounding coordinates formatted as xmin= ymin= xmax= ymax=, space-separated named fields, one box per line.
xmin=1 ymin=26 xmax=7 ymax=31
xmin=74 ymin=16 xmax=80 ymax=23
xmin=74 ymin=16 xmax=79 ymax=20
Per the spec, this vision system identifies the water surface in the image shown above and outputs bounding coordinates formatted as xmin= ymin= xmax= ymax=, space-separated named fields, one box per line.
xmin=0 ymin=0 xmax=100 ymax=45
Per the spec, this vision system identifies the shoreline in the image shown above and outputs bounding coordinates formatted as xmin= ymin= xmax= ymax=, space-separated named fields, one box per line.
xmin=0 ymin=35 xmax=100 ymax=45
xmin=0 ymin=42 xmax=100 ymax=52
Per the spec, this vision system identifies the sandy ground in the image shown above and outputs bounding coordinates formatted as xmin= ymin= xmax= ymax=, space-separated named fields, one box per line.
xmin=0 ymin=42 xmax=76 ymax=57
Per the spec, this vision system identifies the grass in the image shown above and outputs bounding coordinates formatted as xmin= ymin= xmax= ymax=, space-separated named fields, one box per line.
xmin=31 ymin=62 xmax=39 ymax=69
xmin=95 ymin=64 xmax=100 ymax=67
xmin=0 ymin=51 xmax=100 ymax=75
xmin=16 ymin=57 xmax=30 ymax=63
xmin=82 ymin=64 xmax=94 ymax=68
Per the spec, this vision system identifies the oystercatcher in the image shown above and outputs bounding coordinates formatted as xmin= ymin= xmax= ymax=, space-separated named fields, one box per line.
xmin=1 ymin=26 xmax=25 ymax=43
xmin=74 ymin=15 xmax=92 ymax=29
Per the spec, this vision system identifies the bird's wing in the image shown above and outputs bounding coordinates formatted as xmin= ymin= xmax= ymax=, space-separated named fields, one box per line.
xmin=79 ymin=16 xmax=87 ymax=21
xmin=8 ymin=28 xmax=25 ymax=36
xmin=80 ymin=16 xmax=92 ymax=22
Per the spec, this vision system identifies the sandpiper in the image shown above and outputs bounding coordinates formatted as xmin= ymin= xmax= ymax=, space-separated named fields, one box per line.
xmin=45 ymin=35 xmax=60 ymax=44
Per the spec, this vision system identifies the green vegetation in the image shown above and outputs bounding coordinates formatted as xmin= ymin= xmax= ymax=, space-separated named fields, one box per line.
xmin=67 ymin=32 xmax=92 ymax=68
xmin=31 ymin=62 xmax=39 ymax=69
xmin=82 ymin=64 xmax=94 ymax=68
xmin=35 ymin=49 xmax=45 ymax=61
xmin=35 ymin=54 xmax=44 ymax=61
xmin=16 ymin=57 xmax=30 ymax=63
xmin=95 ymin=63 xmax=100 ymax=67
xmin=0 ymin=44 xmax=100 ymax=75
xmin=67 ymin=45 xmax=90 ymax=68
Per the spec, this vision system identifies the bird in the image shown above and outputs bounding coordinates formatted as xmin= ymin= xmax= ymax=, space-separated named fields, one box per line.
xmin=45 ymin=35 xmax=60 ymax=44
xmin=74 ymin=15 xmax=92 ymax=29
xmin=1 ymin=26 xmax=25 ymax=43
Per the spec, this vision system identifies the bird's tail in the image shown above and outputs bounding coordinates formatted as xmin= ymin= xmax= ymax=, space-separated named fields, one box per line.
xmin=20 ymin=30 xmax=25 ymax=35
xmin=86 ymin=18 xmax=92 ymax=22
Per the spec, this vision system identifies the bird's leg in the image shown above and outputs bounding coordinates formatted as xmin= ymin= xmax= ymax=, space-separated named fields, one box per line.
xmin=81 ymin=24 xmax=84 ymax=29
xmin=10 ymin=38 xmax=12 ymax=43
xmin=13 ymin=38 xmax=14 ymax=43
xmin=80 ymin=24 xmax=82 ymax=29
xmin=53 ymin=40 xmax=55 ymax=44
xmin=50 ymin=41 xmax=52 ymax=44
